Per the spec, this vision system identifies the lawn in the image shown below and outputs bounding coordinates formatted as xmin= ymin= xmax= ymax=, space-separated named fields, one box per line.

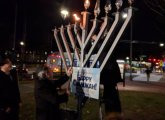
xmin=19 ymin=81 xmax=165 ymax=120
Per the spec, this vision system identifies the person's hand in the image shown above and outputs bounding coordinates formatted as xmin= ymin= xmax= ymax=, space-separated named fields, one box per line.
xmin=66 ymin=67 xmax=72 ymax=77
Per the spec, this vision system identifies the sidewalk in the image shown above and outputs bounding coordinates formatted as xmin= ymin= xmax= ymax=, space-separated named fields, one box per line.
xmin=125 ymin=72 xmax=164 ymax=82
xmin=118 ymin=73 xmax=165 ymax=94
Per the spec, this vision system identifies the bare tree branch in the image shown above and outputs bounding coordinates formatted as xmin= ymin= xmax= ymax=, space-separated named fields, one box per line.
xmin=144 ymin=0 xmax=165 ymax=17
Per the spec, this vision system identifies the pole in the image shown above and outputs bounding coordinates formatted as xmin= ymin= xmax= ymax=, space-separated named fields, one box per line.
xmin=129 ymin=18 xmax=133 ymax=81
xmin=61 ymin=58 xmax=63 ymax=76
xmin=129 ymin=6 xmax=138 ymax=81
xmin=13 ymin=3 xmax=17 ymax=50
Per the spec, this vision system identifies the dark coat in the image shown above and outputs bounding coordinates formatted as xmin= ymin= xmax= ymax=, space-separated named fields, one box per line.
xmin=100 ymin=59 xmax=122 ymax=113
xmin=34 ymin=74 xmax=69 ymax=120
xmin=0 ymin=69 xmax=21 ymax=120
xmin=101 ymin=59 xmax=122 ymax=87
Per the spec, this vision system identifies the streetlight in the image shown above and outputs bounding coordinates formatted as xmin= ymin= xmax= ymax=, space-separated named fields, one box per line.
xmin=20 ymin=41 xmax=25 ymax=63
xmin=122 ymin=11 xmax=133 ymax=80
xmin=129 ymin=15 xmax=133 ymax=81
xmin=122 ymin=12 xmax=128 ymax=19
xmin=159 ymin=43 xmax=164 ymax=47
xmin=61 ymin=9 xmax=69 ymax=20
xmin=20 ymin=41 xmax=25 ymax=46
xmin=126 ymin=56 xmax=129 ymax=60
xmin=18 ymin=41 xmax=25 ymax=80
xmin=122 ymin=6 xmax=137 ymax=81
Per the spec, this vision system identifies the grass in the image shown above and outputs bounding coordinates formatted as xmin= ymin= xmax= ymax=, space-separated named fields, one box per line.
xmin=19 ymin=93 xmax=35 ymax=120
xmin=19 ymin=81 xmax=165 ymax=120
xmin=120 ymin=91 xmax=165 ymax=120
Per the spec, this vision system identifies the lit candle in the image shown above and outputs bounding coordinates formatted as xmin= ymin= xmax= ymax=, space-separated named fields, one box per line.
xmin=73 ymin=14 xmax=80 ymax=22
xmin=84 ymin=0 xmax=90 ymax=10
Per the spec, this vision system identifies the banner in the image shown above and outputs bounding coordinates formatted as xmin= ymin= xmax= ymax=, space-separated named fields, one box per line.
xmin=71 ymin=67 xmax=100 ymax=99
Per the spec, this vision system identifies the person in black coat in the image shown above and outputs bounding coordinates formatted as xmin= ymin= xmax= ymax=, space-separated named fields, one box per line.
xmin=100 ymin=56 xmax=123 ymax=120
xmin=0 ymin=54 xmax=21 ymax=120
xmin=89 ymin=34 xmax=123 ymax=119
xmin=34 ymin=65 xmax=72 ymax=120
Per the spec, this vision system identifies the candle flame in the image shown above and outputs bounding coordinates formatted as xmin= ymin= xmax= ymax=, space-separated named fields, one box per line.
xmin=73 ymin=14 xmax=80 ymax=21
xmin=84 ymin=0 xmax=90 ymax=10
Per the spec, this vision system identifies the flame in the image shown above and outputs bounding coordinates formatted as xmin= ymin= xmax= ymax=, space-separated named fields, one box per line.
xmin=73 ymin=14 xmax=80 ymax=21
xmin=85 ymin=0 xmax=89 ymax=4
xmin=84 ymin=0 xmax=90 ymax=10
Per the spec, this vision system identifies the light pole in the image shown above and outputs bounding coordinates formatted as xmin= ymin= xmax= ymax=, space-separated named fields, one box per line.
xmin=13 ymin=3 xmax=17 ymax=50
xmin=19 ymin=41 xmax=25 ymax=81
xmin=122 ymin=11 xmax=133 ymax=81
xmin=20 ymin=41 xmax=25 ymax=62
xmin=129 ymin=6 xmax=138 ymax=81
xmin=129 ymin=15 xmax=133 ymax=81
xmin=122 ymin=6 xmax=137 ymax=81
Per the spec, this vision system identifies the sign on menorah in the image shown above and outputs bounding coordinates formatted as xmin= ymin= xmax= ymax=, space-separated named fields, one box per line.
xmin=53 ymin=0 xmax=133 ymax=99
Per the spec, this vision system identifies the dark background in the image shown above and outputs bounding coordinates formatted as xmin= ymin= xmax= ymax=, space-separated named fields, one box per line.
xmin=0 ymin=0 xmax=165 ymax=57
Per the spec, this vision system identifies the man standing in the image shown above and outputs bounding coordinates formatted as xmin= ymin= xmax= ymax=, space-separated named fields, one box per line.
xmin=0 ymin=54 xmax=21 ymax=120
xmin=145 ymin=66 xmax=151 ymax=82
xmin=35 ymin=64 xmax=72 ymax=120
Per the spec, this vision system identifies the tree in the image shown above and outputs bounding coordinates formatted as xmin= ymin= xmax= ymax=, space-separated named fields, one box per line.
xmin=144 ymin=0 xmax=165 ymax=35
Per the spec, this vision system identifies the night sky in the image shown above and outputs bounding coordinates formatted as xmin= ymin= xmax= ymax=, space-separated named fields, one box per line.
xmin=0 ymin=0 xmax=165 ymax=55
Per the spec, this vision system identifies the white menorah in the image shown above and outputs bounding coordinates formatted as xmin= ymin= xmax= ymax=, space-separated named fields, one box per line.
xmin=53 ymin=0 xmax=133 ymax=119
xmin=53 ymin=0 xmax=133 ymax=73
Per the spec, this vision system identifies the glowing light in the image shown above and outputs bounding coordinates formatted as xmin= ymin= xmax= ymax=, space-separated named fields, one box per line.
xmin=20 ymin=41 xmax=25 ymax=46
xmin=126 ymin=57 xmax=129 ymax=60
xmin=159 ymin=43 xmax=164 ymax=47
xmin=51 ymin=54 xmax=55 ymax=57
xmin=52 ymin=59 xmax=56 ymax=63
xmin=61 ymin=9 xmax=69 ymax=19
xmin=122 ymin=13 xmax=128 ymax=19
xmin=84 ymin=0 xmax=90 ymax=10
xmin=53 ymin=67 xmax=60 ymax=72
xmin=73 ymin=14 xmax=80 ymax=22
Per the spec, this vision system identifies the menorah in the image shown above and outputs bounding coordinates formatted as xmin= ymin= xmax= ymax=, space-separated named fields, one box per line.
xmin=53 ymin=0 xmax=133 ymax=119
xmin=54 ymin=0 xmax=133 ymax=72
